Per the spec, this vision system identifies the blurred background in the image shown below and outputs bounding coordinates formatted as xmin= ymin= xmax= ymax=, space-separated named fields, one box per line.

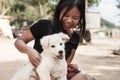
xmin=0 ymin=0 xmax=120 ymax=42
xmin=0 ymin=0 xmax=120 ymax=80
xmin=0 ymin=0 xmax=120 ymax=40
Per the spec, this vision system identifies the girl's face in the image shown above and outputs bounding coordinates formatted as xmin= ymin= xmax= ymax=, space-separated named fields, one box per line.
xmin=59 ymin=6 xmax=80 ymax=30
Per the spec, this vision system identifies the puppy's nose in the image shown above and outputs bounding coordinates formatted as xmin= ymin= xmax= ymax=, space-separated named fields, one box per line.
xmin=59 ymin=50 xmax=63 ymax=54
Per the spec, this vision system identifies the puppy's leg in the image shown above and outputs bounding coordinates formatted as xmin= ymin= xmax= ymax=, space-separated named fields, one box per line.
xmin=58 ymin=75 xmax=67 ymax=80
xmin=36 ymin=67 xmax=51 ymax=80
xmin=37 ymin=71 xmax=51 ymax=80
xmin=11 ymin=63 xmax=34 ymax=80
xmin=29 ymin=68 xmax=40 ymax=80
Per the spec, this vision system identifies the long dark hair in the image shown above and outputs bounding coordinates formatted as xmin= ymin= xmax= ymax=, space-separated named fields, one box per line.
xmin=53 ymin=0 xmax=86 ymax=36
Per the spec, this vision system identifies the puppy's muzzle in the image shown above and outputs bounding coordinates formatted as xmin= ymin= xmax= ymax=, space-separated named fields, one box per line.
xmin=57 ymin=50 xmax=64 ymax=59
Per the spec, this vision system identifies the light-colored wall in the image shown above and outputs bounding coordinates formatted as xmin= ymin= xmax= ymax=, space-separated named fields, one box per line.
xmin=86 ymin=12 xmax=101 ymax=29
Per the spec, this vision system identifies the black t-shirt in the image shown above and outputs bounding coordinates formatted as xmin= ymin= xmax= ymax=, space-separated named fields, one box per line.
xmin=30 ymin=20 xmax=80 ymax=59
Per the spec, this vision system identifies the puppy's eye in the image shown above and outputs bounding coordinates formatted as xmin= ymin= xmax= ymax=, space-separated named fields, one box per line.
xmin=60 ymin=43 xmax=62 ymax=45
xmin=51 ymin=45 xmax=55 ymax=48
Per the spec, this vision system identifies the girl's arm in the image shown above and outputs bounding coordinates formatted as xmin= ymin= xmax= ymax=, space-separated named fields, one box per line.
xmin=66 ymin=49 xmax=76 ymax=63
xmin=14 ymin=29 xmax=41 ymax=67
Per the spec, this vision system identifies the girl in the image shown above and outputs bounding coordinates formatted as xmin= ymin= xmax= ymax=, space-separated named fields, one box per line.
xmin=14 ymin=0 xmax=95 ymax=80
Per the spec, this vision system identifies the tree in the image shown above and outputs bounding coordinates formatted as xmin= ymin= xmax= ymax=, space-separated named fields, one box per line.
xmin=0 ymin=0 xmax=101 ymax=20
xmin=0 ymin=0 xmax=14 ymax=15
xmin=24 ymin=0 xmax=54 ymax=19
xmin=87 ymin=0 xmax=101 ymax=7
xmin=116 ymin=0 xmax=120 ymax=8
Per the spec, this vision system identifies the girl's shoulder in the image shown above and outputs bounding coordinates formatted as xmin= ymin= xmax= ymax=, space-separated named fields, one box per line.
xmin=31 ymin=19 xmax=52 ymax=27
xmin=30 ymin=19 xmax=52 ymax=30
xmin=70 ymin=31 xmax=80 ymax=44
xmin=72 ymin=31 xmax=80 ymax=39
xmin=30 ymin=19 xmax=52 ymax=39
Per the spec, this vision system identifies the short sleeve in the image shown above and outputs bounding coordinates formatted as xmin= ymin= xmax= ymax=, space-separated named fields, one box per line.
xmin=65 ymin=32 xmax=80 ymax=59
xmin=30 ymin=20 xmax=52 ymax=39
xmin=69 ymin=32 xmax=80 ymax=49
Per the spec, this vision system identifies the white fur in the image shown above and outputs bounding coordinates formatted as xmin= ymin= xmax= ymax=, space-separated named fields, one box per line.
xmin=11 ymin=32 xmax=69 ymax=80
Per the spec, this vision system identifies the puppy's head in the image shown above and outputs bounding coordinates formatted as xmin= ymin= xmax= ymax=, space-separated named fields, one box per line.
xmin=40 ymin=32 xmax=69 ymax=59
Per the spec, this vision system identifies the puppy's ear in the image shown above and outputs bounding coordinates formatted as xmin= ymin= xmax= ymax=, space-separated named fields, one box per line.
xmin=58 ymin=32 xmax=70 ymax=42
xmin=40 ymin=36 xmax=50 ymax=49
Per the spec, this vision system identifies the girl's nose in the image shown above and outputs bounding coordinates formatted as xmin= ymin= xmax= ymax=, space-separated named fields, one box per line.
xmin=67 ymin=18 xmax=72 ymax=23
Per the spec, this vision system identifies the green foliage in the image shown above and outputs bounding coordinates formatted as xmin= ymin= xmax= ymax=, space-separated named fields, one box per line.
xmin=1 ymin=0 xmax=100 ymax=20
xmin=11 ymin=1 xmax=26 ymax=12
xmin=101 ymin=18 xmax=116 ymax=28
xmin=88 ymin=0 xmax=100 ymax=7
xmin=0 ymin=0 xmax=13 ymax=14
xmin=116 ymin=0 xmax=120 ymax=8
xmin=24 ymin=0 xmax=48 ymax=6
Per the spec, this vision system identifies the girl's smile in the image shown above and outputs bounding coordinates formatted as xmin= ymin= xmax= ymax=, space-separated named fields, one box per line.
xmin=60 ymin=6 xmax=80 ymax=30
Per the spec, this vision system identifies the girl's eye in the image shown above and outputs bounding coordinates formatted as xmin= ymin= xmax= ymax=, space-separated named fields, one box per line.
xmin=64 ymin=15 xmax=79 ymax=20
xmin=51 ymin=45 xmax=55 ymax=48
xmin=73 ymin=16 xmax=79 ymax=20
xmin=64 ymin=14 xmax=69 ymax=17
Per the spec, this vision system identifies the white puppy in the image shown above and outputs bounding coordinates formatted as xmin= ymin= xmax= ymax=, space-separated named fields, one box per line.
xmin=11 ymin=32 xmax=69 ymax=80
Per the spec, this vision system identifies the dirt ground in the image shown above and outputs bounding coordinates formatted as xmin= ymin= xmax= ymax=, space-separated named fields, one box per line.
xmin=0 ymin=37 xmax=120 ymax=80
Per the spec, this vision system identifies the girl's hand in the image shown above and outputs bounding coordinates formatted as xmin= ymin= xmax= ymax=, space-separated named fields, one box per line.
xmin=70 ymin=64 xmax=78 ymax=69
xmin=68 ymin=63 xmax=79 ymax=71
xmin=26 ymin=46 xmax=41 ymax=67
